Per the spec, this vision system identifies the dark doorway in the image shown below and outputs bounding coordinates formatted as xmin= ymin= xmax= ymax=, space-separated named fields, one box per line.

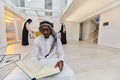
xmin=79 ymin=23 xmax=83 ymax=41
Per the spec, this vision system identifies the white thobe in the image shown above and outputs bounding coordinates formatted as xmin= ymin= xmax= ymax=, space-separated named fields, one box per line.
xmin=32 ymin=35 xmax=75 ymax=80
xmin=32 ymin=35 xmax=64 ymax=62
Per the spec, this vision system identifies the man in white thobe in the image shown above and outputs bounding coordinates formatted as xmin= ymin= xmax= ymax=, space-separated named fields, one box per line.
xmin=4 ymin=21 xmax=75 ymax=80
xmin=32 ymin=21 xmax=75 ymax=80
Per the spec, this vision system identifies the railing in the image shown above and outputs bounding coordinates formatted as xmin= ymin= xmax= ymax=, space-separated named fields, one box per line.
xmin=0 ymin=54 xmax=21 ymax=69
xmin=88 ymin=30 xmax=98 ymax=43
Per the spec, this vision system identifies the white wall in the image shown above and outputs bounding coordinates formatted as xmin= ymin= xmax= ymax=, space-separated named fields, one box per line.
xmin=0 ymin=1 xmax=7 ymax=48
xmin=98 ymin=6 xmax=120 ymax=48
xmin=64 ymin=21 xmax=79 ymax=40
xmin=82 ymin=21 xmax=96 ymax=40
xmin=82 ymin=21 xmax=89 ymax=40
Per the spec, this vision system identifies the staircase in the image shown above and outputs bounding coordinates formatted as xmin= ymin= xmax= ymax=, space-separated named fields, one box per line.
xmin=87 ymin=28 xmax=98 ymax=43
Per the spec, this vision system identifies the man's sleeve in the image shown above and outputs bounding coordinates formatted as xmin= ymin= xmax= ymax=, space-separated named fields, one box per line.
xmin=32 ymin=39 xmax=40 ymax=62
xmin=56 ymin=39 xmax=64 ymax=61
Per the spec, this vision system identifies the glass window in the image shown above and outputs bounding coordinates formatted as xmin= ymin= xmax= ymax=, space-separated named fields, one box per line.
xmin=45 ymin=0 xmax=52 ymax=16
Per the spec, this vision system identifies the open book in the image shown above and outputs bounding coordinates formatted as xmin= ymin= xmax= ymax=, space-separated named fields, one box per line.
xmin=15 ymin=59 xmax=60 ymax=80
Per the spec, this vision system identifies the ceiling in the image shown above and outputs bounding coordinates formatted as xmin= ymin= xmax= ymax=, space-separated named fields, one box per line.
xmin=18 ymin=0 xmax=66 ymax=18
xmin=60 ymin=0 xmax=120 ymax=22
xmin=18 ymin=7 xmax=62 ymax=17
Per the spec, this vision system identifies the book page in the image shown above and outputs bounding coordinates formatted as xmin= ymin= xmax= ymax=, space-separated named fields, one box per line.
xmin=16 ymin=59 xmax=60 ymax=79
xmin=35 ymin=67 xmax=60 ymax=79
xmin=16 ymin=59 xmax=43 ymax=78
xmin=22 ymin=59 xmax=43 ymax=74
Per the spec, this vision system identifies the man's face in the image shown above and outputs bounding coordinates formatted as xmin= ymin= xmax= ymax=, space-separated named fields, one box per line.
xmin=41 ymin=26 xmax=51 ymax=38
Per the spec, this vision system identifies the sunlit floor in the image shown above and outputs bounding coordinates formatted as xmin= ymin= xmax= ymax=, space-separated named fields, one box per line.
xmin=1 ymin=41 xmax=120 ymax=80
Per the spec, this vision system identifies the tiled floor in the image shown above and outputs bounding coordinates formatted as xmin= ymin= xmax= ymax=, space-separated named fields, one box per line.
xmin=1 ymin=41 xmax=120 ymax=80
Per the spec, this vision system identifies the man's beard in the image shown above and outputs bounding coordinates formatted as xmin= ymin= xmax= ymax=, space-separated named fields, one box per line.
xmin=44 ymin=35 xmax=49 ymax=38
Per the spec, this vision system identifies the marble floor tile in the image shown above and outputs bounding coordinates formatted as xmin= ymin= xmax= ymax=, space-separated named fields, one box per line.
xmin=0 ymin=41 xmax=120 ymax=80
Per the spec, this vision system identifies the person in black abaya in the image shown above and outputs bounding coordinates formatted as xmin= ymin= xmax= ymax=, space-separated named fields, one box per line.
xmin=59 ymin=23 xmax=67 ymax=45
xmin=22 ymin=19 xmax=33 ymax=46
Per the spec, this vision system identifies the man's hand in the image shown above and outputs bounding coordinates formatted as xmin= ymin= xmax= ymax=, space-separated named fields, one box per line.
xmin=54 ymin=61 xmax=64 ymax=71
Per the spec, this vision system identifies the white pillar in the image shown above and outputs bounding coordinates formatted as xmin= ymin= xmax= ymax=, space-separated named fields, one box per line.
xmin=64 ymin=21 xmax=79 ymax=40
xmin=14 ymin=16 xmax=19 ymax=42
xmin=0 ymin=1 xmax=7 ymax=48
xmin=0 ymin=1 xmax=7 ymax=54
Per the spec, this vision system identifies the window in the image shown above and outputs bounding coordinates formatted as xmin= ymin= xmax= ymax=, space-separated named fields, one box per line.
xmin=45 ymin=0 xmax=52 ymax=16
